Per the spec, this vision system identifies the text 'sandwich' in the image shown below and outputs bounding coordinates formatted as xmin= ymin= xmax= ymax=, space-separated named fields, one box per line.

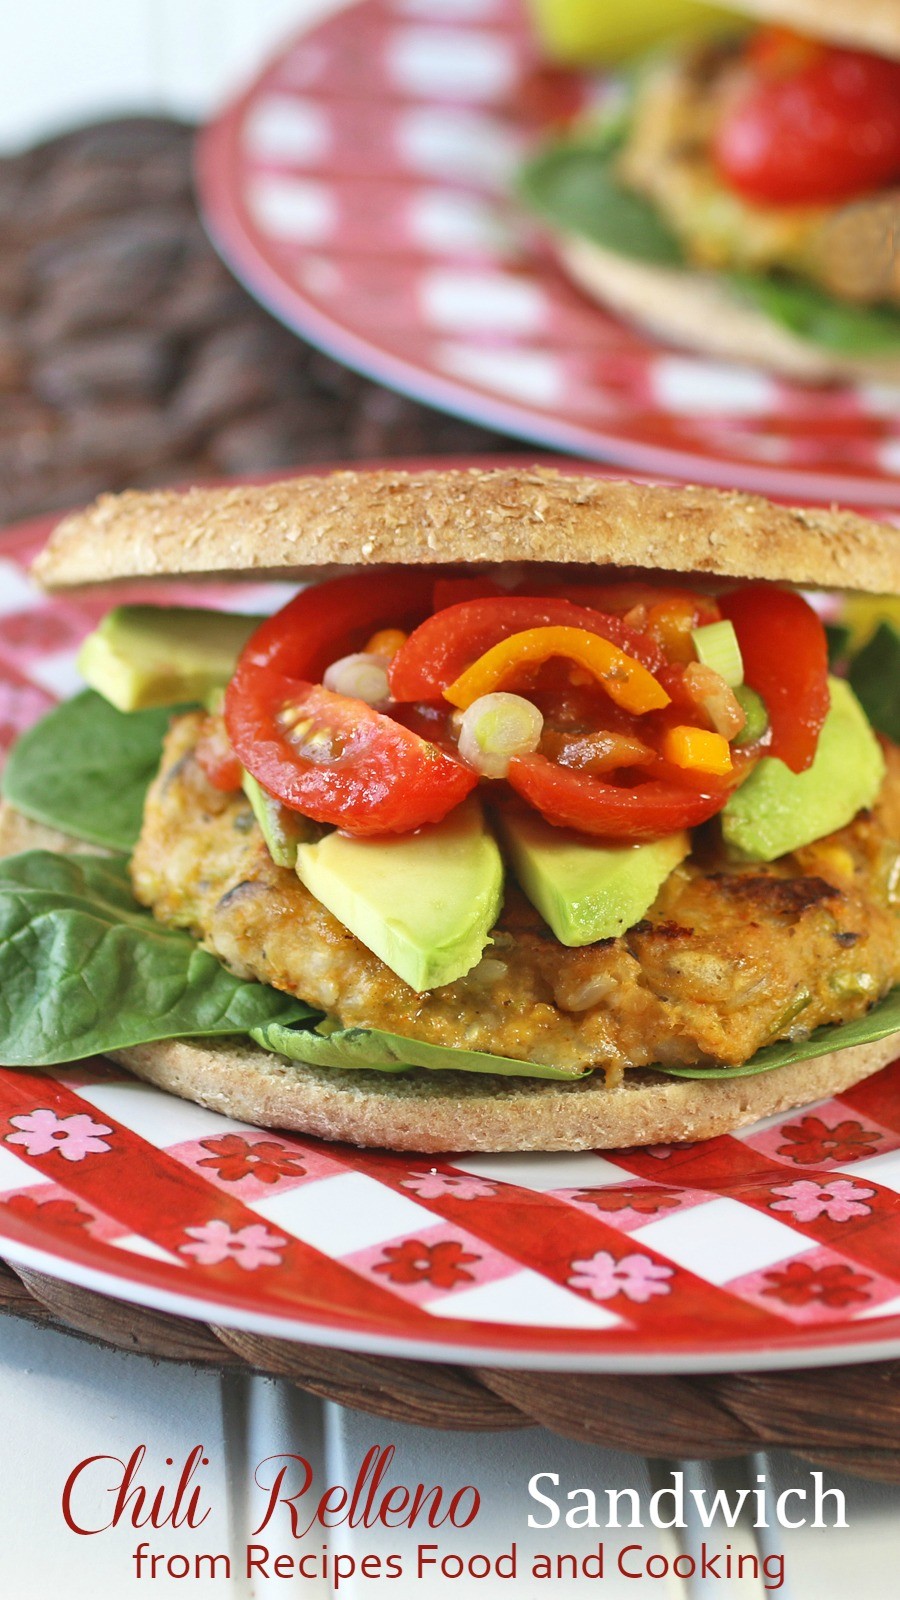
xmin=2 ymin=467 xmax=900 ymax=1150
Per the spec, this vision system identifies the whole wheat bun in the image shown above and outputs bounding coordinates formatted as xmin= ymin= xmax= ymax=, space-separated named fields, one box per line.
xmin=31 ymin=466 xmax=900 ymax=595
xmin=18 ymin=467 xmax=900 ymax=1151
xmin=722 ymin=0 xmax=900 ymax=59
xmin=557 ymin=236 xmax=900 ymax=388
xmin=109 ymin=1034 xmax=900 ymax=1154
xmin=2 ymin=803 xmax=898 ymax=1152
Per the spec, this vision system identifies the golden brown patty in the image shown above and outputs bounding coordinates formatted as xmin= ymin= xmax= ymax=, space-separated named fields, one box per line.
xmin=130 ymin=712 xmax=900 ymax=1078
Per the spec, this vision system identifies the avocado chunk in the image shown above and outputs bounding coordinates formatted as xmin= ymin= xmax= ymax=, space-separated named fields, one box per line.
xmin=294 ymin=797 xmax=503 ymax=992
xmin=722 ymin=677 xmax=885 ymax=863
xmin=241 ymin=769 xmax=313 ymax=868
xmin=497 ymin=808 xmax=689 ymax=946
xmin=78 ymin=605 xmax=266 ymax=711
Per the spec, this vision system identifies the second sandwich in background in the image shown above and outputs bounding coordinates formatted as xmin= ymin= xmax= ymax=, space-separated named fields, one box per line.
xmin=521 ymin=0 xmax=900 ymax=382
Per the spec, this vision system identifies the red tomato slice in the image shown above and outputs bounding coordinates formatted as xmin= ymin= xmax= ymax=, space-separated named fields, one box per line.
xmin=507 ymin=755 xmax=729 ymax=840
xmin=389 ymin=597 xmax=664 ymax=701
xmin=714 ymin=45 xmax=900 ymax=205
xmin=225 ymin=665 xmax=477 ymax=836
xmin=239 ymin=569 xmax=437 ymax=681
xmin=719 ymin=584 xmax=828 ymax=773
xmin=431 ymin=576 xmax=717 ymax=620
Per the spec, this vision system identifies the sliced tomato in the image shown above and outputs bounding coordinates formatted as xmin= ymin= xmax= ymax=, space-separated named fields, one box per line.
xmin=389 ymin=597 xmax=664 ymax=701
xmin=507 ymin=755 xmax=730 ymax=841
xmin=225 ymin=665 xmax=476 ymax=836
xmin=430 ymin=572 xmax=620 ymax=610
xmin=444 ymin=626 xmax=670 ymax=715
xmin=719 ymin=584 xmax=828 ymax=773
xmin=714 ymin=43 xmax=900 ymax=205
xmin=431 ymin=575 xmax=718 ymax=622
xmin=239 ymin=569 xmax=437 ymax=682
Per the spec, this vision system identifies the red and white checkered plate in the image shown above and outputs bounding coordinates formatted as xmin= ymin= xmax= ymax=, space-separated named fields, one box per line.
xmin=197 ymin=0 xmax=900 ymax=508
xmin=5 ymin=476 xmax=900 ymax=1372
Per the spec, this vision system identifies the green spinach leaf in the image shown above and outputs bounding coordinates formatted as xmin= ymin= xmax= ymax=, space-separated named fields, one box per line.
xmin=2 ymin=845 xmax=897 ymax=1085
xmin=256 ymin=991 xmax=900 ymax=1086
xmin=0 ymin=851 xmax=311 ymax=1066
xmin=1 ymin=690 xmax=178 ymax=852
xmin=518 ymin=132 xmax=685 ymax=266
xmin=729 ymin=273 xmax=900 ymax=356
xmin=848 ymin=622 xmax=900 ymax=743
xmin=251 ymin=1017 xmax=589 ymax=1081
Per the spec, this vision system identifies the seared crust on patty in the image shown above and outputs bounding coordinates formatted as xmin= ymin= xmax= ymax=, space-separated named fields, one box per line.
xmin=129 ymin=712 xmax=900 ymax=1078
xmin=31 ymin=467 xmax=900 ymax=597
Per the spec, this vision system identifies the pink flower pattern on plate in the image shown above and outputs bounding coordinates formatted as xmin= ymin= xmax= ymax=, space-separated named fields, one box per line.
xmin=400 ymin=1171 xmax=496 ymax=1200
xmin=6 ymin=1109 xmax=112 ymax=1161
xmin=568 ymin=1249 xmax=674 ymax=1304
xmin=769 ymin=1179 xmax=876 ymax=1223
xmin=180 ymin=1220 xmax=287 ymax=1270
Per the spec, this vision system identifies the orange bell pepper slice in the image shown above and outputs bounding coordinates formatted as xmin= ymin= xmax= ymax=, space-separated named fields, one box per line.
xmin=443 ymin=626 xmax=671 ymax=715
xmin=662 ymin=725 xmax=733 ymax=777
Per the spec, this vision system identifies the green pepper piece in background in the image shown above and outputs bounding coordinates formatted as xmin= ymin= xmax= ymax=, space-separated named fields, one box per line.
xmin=848 ymin=621 xmax=900 ymax=744
xmin=825 ymin=622 xmax=852 ymax=670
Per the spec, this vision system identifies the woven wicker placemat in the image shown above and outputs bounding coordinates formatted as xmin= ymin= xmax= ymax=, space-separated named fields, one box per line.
xmin=0 ymin=116 xmax=512 ymax=526
xmin=3 ymin=116 xmax=899 ymax=1481
xmin=5 ymin=1258 xmax=900 ymax=1480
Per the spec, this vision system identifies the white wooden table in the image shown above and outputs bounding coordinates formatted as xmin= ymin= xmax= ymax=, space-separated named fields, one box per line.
xmin=4 ymin=1316 xmax=899 ymax=1597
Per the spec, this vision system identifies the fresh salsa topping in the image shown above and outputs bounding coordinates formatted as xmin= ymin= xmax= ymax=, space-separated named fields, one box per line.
xmin=217 ymin=572 xmax=830 ymax=841
xmin=442 ymin=624 xmax=671 ymax=715
xmin=718 ymin=584 xmax=829 ymax=772
xmin=714 ymin=30 xmax=900 ymax=206
xmin=222 ymin=665 xmax=476 ymax=837
xmin=387 ymin=594 xmax=664 ymax=700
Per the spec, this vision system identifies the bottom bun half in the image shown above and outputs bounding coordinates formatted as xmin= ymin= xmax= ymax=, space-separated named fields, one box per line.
xmin=111 ymin=1033 xmax=898 ymax=1154
xmin=557 ymin=235 xmax=900 ymax=387
xmin=3 ymin=803 xmax=898 ymax=1152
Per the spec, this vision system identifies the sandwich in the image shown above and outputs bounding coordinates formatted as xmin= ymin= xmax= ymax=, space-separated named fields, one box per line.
xmin=2 ymin=465 xmax=900 ymax=1152
xmin=519 ymin=0 xmax=900 ymax=381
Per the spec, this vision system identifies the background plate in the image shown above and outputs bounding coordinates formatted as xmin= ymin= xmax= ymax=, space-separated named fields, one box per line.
xmin=6 ymin=476 xmax=900 ymax=1372
xmin=197 ymin=0 xmax=900 ymax=506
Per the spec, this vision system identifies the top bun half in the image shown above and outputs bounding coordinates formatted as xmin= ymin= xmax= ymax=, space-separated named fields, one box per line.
xmin=717 ymin=0 xmax=900 ymax=60
xmin=30 ymin=467 xmax=900 ymax=598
